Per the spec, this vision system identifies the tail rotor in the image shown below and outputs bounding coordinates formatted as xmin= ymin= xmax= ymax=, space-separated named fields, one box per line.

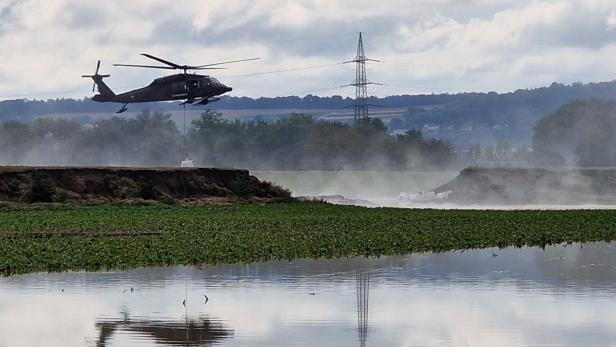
xmin=82 ymin=60 xmax=110 ymax=93
xmin=93 ymin=60 xmax=100 ymax=92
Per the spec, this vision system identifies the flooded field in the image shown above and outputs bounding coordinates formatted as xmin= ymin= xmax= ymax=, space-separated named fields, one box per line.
xmin=2 ymin=242 xmax=616 ymax=346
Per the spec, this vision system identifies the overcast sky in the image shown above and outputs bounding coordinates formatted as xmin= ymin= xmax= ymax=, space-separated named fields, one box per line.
xmin=2 ymin=0 xmax=616 ymax=100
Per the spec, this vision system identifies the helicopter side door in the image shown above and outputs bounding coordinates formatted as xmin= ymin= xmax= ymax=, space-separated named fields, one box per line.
xmin=171 ymin=81 xmax=187 ymax=97
xmin=186 ymin=80 xmax=200 ymax=96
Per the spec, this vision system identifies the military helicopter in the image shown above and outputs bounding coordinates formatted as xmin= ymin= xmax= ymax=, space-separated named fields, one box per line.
xmin=82 ymin=54 xmax=258 ymax=113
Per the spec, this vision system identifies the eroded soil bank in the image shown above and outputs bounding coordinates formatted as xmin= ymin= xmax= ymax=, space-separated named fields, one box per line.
xmin=435 ymin=167 xmax=616 ymax=205
xmin=0 ymin=166 xmax=290 ymax=204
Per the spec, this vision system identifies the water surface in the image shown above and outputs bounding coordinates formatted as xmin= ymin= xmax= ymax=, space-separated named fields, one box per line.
xmin=1 ymin=243 xmax=616 ymax=346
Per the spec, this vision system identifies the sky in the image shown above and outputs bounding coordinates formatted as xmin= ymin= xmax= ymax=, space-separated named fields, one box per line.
xmin=2 ymin=0 xmax=616 ymax=100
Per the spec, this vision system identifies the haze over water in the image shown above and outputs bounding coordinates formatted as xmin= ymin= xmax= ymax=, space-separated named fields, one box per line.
xmin=2 ymin=242 xmax=616 ymax=346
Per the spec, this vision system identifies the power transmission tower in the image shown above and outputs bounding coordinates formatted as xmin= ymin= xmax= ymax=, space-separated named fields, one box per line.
xmin=344 ymin=32 xmax=380 ymax=122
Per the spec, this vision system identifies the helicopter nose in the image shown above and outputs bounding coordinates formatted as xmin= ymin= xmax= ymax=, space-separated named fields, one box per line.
xmin=224 ymin=85 xmax=232 ymax=92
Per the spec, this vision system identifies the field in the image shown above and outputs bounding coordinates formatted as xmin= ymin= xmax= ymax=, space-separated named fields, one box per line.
xmin=2 ymin=202 xmax=616 ymax=276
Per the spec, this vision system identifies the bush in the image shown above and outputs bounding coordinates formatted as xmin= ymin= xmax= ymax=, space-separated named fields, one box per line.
xmin=229 ymin=176 xmax=255 ymax=197
xmin=28 ymin=172 xmax=56 ymax=203
xmin=137 ymin=182 xmax=160 ymax=200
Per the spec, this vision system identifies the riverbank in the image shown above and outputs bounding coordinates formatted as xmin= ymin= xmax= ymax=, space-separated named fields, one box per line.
xmin=0 ymin=166 xmax=291 ymax=204
xmin=435 ymin=167 xmax=616 ymax=205
xmin=2 ymin=202 xmax=616 ymax=276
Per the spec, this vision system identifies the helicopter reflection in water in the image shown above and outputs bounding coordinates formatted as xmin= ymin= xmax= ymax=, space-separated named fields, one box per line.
xmin=95 ymin=310 xmax=233 ymax=347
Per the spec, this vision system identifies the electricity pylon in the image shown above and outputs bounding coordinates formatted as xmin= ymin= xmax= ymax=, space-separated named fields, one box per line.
xmin=344 ymin=32 xmax=381 ymax=122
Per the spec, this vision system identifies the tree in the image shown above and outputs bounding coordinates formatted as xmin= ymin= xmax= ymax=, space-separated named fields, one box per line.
xmin=532 ymin=100 xmax=616 ymax=167
xmin=0 ymin=110 xmax=454 ymax=170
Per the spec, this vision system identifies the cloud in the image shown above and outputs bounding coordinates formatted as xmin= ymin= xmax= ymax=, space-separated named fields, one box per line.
xmin=1 ymin=0 xmax=616 ymax=99
xmin=0 ymin=0 xmax=24 ymax=36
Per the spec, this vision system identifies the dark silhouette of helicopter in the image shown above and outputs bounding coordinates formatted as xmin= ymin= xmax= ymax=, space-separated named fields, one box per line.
xmin=83 ymin=54 xmax=258 ymax=113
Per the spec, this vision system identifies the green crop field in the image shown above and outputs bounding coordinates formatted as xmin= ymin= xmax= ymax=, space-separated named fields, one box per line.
xmin=1 ymin=202 xmax=616 ymax=276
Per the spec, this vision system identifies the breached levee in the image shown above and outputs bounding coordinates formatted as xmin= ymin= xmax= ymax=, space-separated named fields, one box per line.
xmin=0 ymin=167 xmax=291 ymax=204
xmin=434 ymin=167 xmax=616 ymax=205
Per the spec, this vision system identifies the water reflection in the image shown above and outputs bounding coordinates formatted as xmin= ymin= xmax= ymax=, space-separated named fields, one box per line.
xmin=2 ymin=243 xmax=616 ymax=346
xmin=356 ymin=272 xmax=369 ymax=347
xmin=96 ymin=311 xmax=233 ymax=346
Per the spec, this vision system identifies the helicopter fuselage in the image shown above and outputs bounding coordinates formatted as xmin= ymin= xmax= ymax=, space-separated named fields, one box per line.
xmin=84 ymin=54 xmax=255 ymax=113
xmin=92 ymin=73 xmax=232 ymax=105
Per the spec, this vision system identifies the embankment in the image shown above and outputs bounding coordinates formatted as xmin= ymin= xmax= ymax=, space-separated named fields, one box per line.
xmin=435 ymin=167 xmax=616 ymax=205
xmin=0 ymin=167 xmax=290 ymax=204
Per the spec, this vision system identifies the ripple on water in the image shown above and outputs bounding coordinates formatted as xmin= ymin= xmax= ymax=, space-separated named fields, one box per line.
xmin=2 ymin=243 xmax=616 ymax=346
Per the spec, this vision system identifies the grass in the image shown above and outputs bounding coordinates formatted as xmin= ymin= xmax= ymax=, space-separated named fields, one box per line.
xmin=1 ymin=202 xmax=616 ymax=276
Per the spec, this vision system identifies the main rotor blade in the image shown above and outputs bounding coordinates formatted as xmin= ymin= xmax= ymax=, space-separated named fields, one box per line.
xmin=193 ymin=67 xmax=227 ymax=70
xmin=140 ymin=53 xmax=182 ymax=69
xmin=95 ymin=60 xmax=101 ymax=75
xmin=195 ymin=57 xmax=260 ymax=68
xmin=113 ymin=64 xmax=176 ymax=69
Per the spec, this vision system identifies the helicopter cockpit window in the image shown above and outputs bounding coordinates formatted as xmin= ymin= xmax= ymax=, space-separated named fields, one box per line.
xmin=208 ymin=78 xmax=221 ymax=86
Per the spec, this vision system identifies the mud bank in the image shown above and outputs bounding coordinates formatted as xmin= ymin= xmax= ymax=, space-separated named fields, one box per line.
xmin=0 ymin=167 xmax=290 ymax=204
xmin=434 ymin=167 xmax=616 ymax=205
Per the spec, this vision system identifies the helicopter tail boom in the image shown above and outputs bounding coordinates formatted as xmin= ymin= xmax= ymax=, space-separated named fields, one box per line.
xmin=90 ymin=76 xmax=115 ymax=100
xmin=82 ymin=60 xmax=115 ymax=101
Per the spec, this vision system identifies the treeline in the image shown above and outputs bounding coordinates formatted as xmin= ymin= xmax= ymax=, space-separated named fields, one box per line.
xmin=5 ymin=80 xmax=616 ymax=129
xmin=0 ymin=111 xmax=181 ymax=166
xmin=0 ymin=111 xmax=452 ymax=170
xmin=188 ymin=111 xmax=452 ymax=170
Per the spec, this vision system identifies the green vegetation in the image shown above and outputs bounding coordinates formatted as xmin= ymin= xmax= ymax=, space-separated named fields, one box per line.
xmin=189 ymin=111 xmax=451 ymax=170
xmin=27 ymin=172 xmax=55 ymax=203
xmin=0 ymin=111 xmax=181 ymax=166
xmin=2 ymin=202 xmax=616 ymax=276
xmin=137 ymin=182 xmax=161 ymax=200
xmin=0 ymin=110 xmax=451 ymax=170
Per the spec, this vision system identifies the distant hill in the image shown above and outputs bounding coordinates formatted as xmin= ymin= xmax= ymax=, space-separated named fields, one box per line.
xmin=2 ymin=80 xmax=616 ymax=148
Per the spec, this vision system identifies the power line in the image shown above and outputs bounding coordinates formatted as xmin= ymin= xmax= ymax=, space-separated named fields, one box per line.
xmin=0 ymin=83 xmax=145 ymax=100
xmin=260 ymin=32 xmax=358 ymax=45
xmin=221 ymin=62 xmax=344 ymax=78
xmin=363 ymin=31 xmax=562 ymax=49
xmin=198 ymin=32 xmax=358 ymax=48
xmin=1 ymin=31 xmax=614 ymax=100
xmin=375 ymin=60 xmax=607 ymax=77
xmin=285 ymin=85 xmax=349 ymax=96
